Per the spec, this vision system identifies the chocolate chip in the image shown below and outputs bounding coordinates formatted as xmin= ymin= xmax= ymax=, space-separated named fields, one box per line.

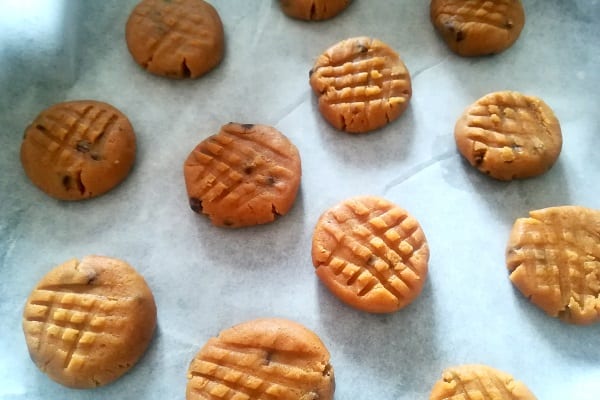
xmin=357 ymin=43 xmax=368 ymax=53
xmin=62 ymin=175 xmax=71 ymax=189
xmin=241 ymin=124 xmax=254 ymax=129
xmin=266 ymin=176 xmax=276 ymax=185
xmin=76 ymin=140 xmax=91 ymax=153
xmin=90 ymin=152 xmax=101 ymax=161
xmin=309 ymin=69 xmax=314 ymax=78
xmin=35 ymin=124 xmax=49 ymax=134
xmin=223 ymin=220 xmax=233 ymax=226
xmin=189 ymin=197 xmax=203 ymax=213
xmin=456 ymin=30 xmax=464 ymax=42
xmin=243 ymin=166 xmax=254 ymax=174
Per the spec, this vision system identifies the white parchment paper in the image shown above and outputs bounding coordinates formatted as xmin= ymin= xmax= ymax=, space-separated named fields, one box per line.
xmin=1 ymin=1 xmax=599 ymax=399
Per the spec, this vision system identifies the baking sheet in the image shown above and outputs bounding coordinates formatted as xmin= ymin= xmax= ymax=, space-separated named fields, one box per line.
xmin=1 ymin=0 xmax=600 ymax=398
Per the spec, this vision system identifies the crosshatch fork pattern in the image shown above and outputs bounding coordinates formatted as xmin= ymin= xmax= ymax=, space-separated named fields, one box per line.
xmin=507 ymin=208 xmax=600 ymax=323
xmin=314 ymin=198 xmax=428 ymax=306
xmin=431 ymin=367 xmax=529 ymax=400
xmin=311 ymin=41 xmax=411 ymax=112
xmin=464 ymin=92 xmax=551 ymax=152
xmin=309 ymin=37 xmax=412 ymax=132
xmin=434 ymin=0 xmax=515 ymax=30
xmin=185 ymin=125 xmax=297 ymax=208
xmin=29 ymin=103 xmax=120 ymax=163
xmin=129 ymin=0 xmax=223 ymax=77
xmin=188 ymin=342 xmax=328 ymax=400
xmin=23 ymin=286 xmax=130 ymax=371
xmin=140 ymin=2 xmax=214 ymax=63
xmin=316 ymin=57 xmax=410 ymax=105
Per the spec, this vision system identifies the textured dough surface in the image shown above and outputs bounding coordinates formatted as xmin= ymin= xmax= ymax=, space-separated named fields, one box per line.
xmin=183 ymin=123 xmax=302 ymax=227
xmin=507 ymin=206 xmax=600 ymax=325
xmin=430 ymin=0 xmax=525 ymax=56
xmin=186 ymin=318 xmax=335 ymax=400
xmin=280 ymin=0 xmax=351 ymax=21
xmin=312 ymin=196 xmax=429 ymax=313
xmin=454 ymin=91 xmax=562 ymax=180
xmin=430 ymin=364 xmax=537 ymax=400
xmin=20 ymin=100 xmax=136 ymax=200
xmin=126 ymin=0 xmax=224 ymax=79
xmin=22 ymin=256 xmax=157 ymax=388
xmin=309 ymin=36 xmax=412 ymax=133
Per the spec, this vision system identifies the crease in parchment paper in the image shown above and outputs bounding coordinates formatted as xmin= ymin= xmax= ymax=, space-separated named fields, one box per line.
xmin=383 ymin=150 xmax=456 ymax=195
xmin=0 ymin=205 xmax=31 ymax=269
xmin=250 ymin=1 xmax=275 ymax=50
xmin=410 ymin=55 xmax=450 ymax=82
xmin=273 ymin=89 xmax=311 ymax=126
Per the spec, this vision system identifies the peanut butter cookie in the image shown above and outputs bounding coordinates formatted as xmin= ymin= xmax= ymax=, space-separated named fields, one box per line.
xmin=22 ymin=256 xmax=157 ymax=388
xmin=455 ymin=91 xmax=562 ymax=180
xmin=309 ymin=37 xmax=412 ymax=133
xmin=430 ymin=0 xmax=525 ymax=56
xmin=183 ymin=123 xmax=302 ymax=227
xmin=186 ymin=318 xmax=334 ymax=400
xmin=20 ymin=100 xmax=136 ymax=200
xmin=126 ymin=0 xmax=224 ymax=79
xmin=430 ymin=364 xmax=537 ymax=400
xmin=312 ymin=196 xmax=429 ymax=313
xmin=507 ymin=206 xmax=600 ymax=325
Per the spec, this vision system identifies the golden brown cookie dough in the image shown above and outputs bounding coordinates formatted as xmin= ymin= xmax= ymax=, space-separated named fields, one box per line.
xmin=126 ymin=0 xmax=224 ymax=79
xmin=22 ymin=256 xmax=157 ymax=388
xmin=430 ymin=364 xmax=537 ymax=400
xmin=183 ymin=123 xmax=302 ymax=228
xmin=312 ymin=196 xmax=429 ymax=313
xmin=507 ymin=206 xmax=600 ymax=325
xmin=454 ymin=91 xmax=562 ymax=181
xmin=280 ymin=0 xmax=351 ymax=21
xmin=430 ymin=0 xmax=525 ymax=56
xmin=20 ymin=100 xmax=136 ymax=200
xmin=186 ymin=318 xmax=334 ymax=400
xmin=309 ymin=37 xmax=412 ymax=133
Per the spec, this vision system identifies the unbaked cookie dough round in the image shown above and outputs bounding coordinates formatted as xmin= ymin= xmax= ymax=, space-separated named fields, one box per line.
xmin=22 ymin=256 xmax=157 ymax=388
xmin=20 ymin=100 xmax=136 ymax=200
xmin=430 ymin=0 xmax=525 ymax=56
xmin=126 ymin=0 xmax=224 ymax=79
xmin=186 ymin=318 xmax=335 ymax=400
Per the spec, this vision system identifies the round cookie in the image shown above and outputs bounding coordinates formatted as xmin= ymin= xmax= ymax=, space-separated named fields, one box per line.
xmin=454 ymin=91 xmax=562 ymax=181
xmin=186 ymin=318 xmax=335 ymax=400
xmin=183 ymin=123 xmax=302 ymax=228
xmin=309 ymin=37 xmax=412 ymax=133
xmin=126 ymin=0 xmax=224 ymax=79
xmin=22 ymin=256 xmax=157 ymax=388
xmin=20 ymin=100 xmax=136 ymax=200
xmin=312 ymin=196 xmax=429 ymax=313
xmin=280 ymin=0 xmax=351 ymax=21
xmin=430 ymin=364 xmax=536 ymax=400
xmin=506 ymin=206 xmax=600 ymax=325
xmin=430 ymin=0 xmax=525 ymax=56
